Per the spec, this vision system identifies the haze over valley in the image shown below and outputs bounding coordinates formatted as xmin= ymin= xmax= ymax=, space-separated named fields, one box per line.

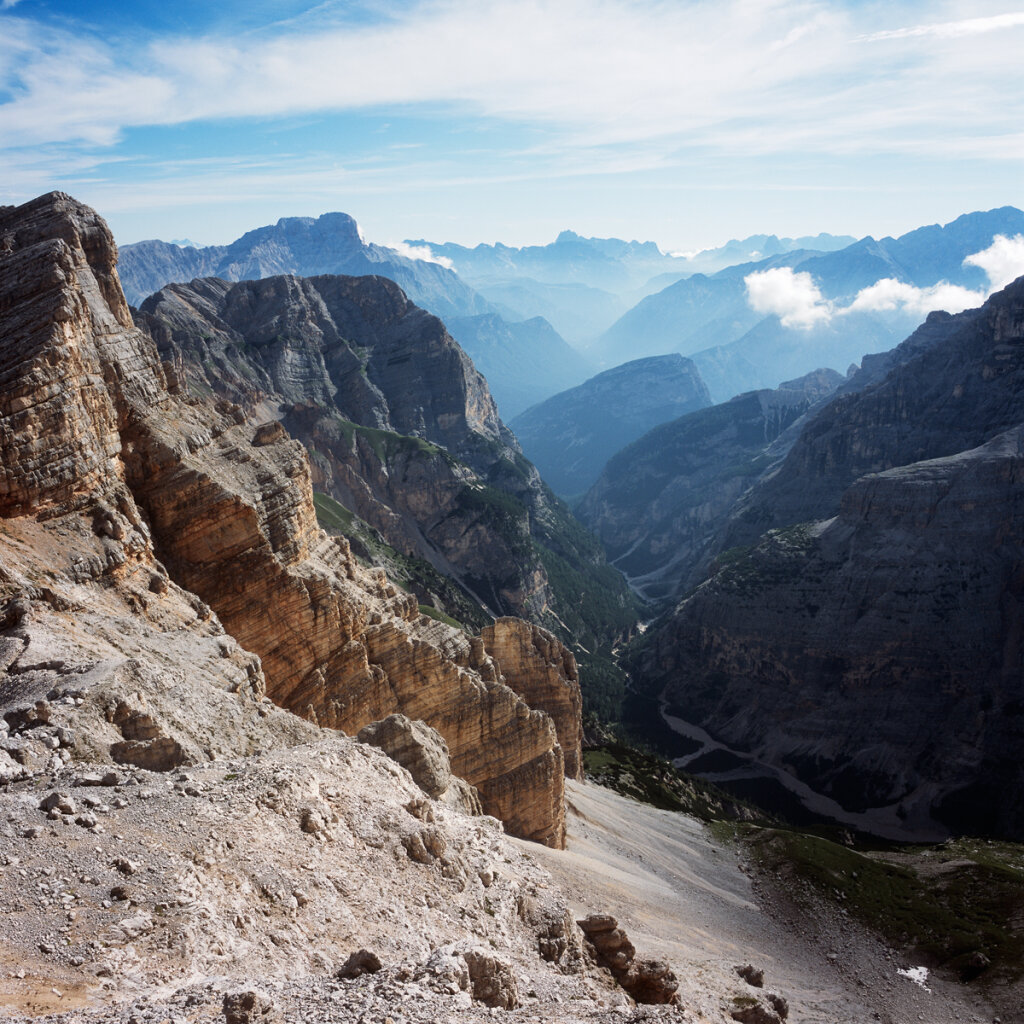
xmin=2 ymin=2 xmax=1024 ymax=1023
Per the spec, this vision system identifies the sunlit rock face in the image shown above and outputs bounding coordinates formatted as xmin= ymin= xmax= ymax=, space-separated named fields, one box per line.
xmin=0 ymin=192 xmax=575 ymax=848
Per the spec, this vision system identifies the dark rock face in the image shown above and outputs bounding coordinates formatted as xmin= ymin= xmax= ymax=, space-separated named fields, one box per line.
xmin=510 ymin=354 xmax=712 ymax=499
xmin=135 ymin=273 xmax=637 ymax=659
xmin=721 ymin=289 xmax=1024 ymax=552
xmin=118 ymin=212 xmax=492 ymax=319
xmin=638 ymin=279 xmax=1024 ymax=837
xmin=578 ymin=369 xmax=842 ymax=604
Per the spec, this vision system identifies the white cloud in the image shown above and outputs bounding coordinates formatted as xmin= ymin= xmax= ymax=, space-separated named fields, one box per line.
xmin=748 ymin=234 xmax=1024 ymax=326
xmin=744 ymin=267 xmax=832 ymax=329
xmin=386 ymin=241 xmax=454 ymax=269
xmin=963 ymin=233 xmax=1024 ymax=291
xmin=843 ymin=278 xmax=986 ymax=316
xmin=0 ymin=0 xmax=1022 ymax=164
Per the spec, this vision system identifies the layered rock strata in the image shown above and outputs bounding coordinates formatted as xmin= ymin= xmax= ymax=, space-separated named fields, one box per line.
xmin=134 ymin=274 xmax=636 ymax=649
xmin=0 ymin=192 xmax=573 ymax=848
xmin=481 ymin=618 xmax=583 ymax=780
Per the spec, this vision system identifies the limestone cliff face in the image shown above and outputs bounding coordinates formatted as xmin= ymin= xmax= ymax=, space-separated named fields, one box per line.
xmin=134 ymin=276 xmax=548 ymax=624
xmin=481 ymin=618 xmax=583 ymax=780
xmin=638 ymin=280 xmax=1024 ymax=838
xmin=0 ymin=192 xmax=574 ymax=848
xmin=719 ymin=291 xmax=1024 ymax=552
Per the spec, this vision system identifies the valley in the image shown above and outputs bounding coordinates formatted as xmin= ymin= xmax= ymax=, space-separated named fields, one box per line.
xmin=2 ymin=187 xmax=1023 ymax=1024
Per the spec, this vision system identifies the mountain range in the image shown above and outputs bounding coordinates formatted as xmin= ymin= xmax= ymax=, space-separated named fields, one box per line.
xmin=595 ymin=207 xmax=1024 ymax=401
xmin=3 ymin=191 xmax=1024 ymax=1022
xmin=509 ymin=355 xmax=711 ymax=500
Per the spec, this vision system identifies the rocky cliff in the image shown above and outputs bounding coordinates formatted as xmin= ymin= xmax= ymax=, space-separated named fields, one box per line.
xmin=510 ymin=355 xmax=712 ymax=499
xmin=481 ymin=618 xmax=583 ymax=781
xmin=134 ymin=273 xmax=637 ymax=693
xmin=0 ymin=192 xmax=580 ymax=848
xmin=578 ymin=369 xmax=843 ymax=605
xmin=635 ymin=279 xmax=1024 ymax=838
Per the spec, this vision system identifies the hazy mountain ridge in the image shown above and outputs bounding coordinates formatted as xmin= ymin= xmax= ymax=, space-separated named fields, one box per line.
xmin=118 ymin=211 xmax=493 ymax=320
xmin=509 ymin=355 xmax=712 ymax=500
xmin=577 ymin=368 xmax=845 ymax=604
xmin=445 ymin=313 xmax=595 ymax=419
xmin=596 ymin=207 xmax=1024 ymax=402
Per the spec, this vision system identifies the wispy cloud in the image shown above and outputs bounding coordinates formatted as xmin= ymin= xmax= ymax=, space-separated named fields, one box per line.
xmin=0 ymin=0 xmax=1022 ymax=161
xmin=858 ymin=11 xmax=1024 ymax=42
xmin=843 ymin=278 xmax=987 ymax=317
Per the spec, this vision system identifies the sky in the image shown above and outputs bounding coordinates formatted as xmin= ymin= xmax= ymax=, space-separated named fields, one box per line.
xmin=1 ymin=0 xmax=1023 ymax=252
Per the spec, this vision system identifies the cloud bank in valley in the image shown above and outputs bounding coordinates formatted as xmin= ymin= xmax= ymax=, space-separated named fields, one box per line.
xmin=744 ymin=234 xmax=1024 ymax=328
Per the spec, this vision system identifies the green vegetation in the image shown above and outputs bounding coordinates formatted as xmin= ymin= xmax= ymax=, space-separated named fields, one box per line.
xmin=311 ymin=490 xmax=489 ymax=630
xmin=583 ymin=741 xmax=775 ymax=824
xmin=742 ymin=827 xmax=1024 ymax=988
xmin=311 ymin=491 xmax=354 ymax=533
xmin=417 ymin=603 xmax=463 ymax=629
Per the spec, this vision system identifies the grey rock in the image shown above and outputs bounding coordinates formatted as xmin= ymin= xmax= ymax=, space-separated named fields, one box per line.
xmin=335 ymin=949 xmax=382 ymax=979
xmin=358 ymin=715 xmax=452 ymax=799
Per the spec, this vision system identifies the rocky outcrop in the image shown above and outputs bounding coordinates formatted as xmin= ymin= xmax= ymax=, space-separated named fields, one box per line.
xmin=0 ymin=192 xmax=575 ymax=848
xmin=638 ymin=276 xmax=1024 ymax=837
xmin=510 ymin=354 xmax=712 ymax=498
xmin=481 ymin=618 xmax=583 ymax=780
xmin=357 ymin=714 xmax=482 ymax=816
xmin=577 ymin=913 xmax=680 ymax=1004
xmin=578 ymin=368 xmax=843 ymax=605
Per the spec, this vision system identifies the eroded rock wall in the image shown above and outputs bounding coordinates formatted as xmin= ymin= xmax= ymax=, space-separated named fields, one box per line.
xmin=482 ymin=618 xmax=583 ymax=780
xmin=0 ymin=192 xmax=571 ymax=848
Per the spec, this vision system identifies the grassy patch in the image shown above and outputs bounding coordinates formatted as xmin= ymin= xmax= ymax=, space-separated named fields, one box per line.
xmin=417 ymin=603 xmax=463 ymax=629
xmin=743 ymin=827 xmax=1024 ymax=989
xmin=312 ymin=491 xmax=354 ymax=533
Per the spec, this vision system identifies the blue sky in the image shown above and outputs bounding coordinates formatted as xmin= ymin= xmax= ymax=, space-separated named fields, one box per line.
xmin=1 ymin=0 xmax=1022 ymax=251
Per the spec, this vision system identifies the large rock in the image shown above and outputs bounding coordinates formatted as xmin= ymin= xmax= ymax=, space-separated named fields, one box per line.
xmin=0 ymin=193 xmax=572 ymax=848
xmin=357 ymin=714 xmax=452 ymax=798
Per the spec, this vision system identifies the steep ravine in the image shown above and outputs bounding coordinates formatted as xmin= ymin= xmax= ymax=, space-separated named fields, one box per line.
xmin=631 ymin=279 xmax=1024 ymax=839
